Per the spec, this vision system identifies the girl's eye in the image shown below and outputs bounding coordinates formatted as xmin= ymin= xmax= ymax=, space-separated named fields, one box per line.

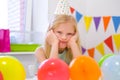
xmin=57 ymin=31 xmax=62 ymax=34
xmin=67 ymin=33 xmax=73 ymax=36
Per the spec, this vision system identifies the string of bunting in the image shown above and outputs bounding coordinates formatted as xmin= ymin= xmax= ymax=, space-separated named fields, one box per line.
xmin=70 ymin=7 xmax=120 ymax=33
xmin=70 ymin=7 xmax=120 ymax=58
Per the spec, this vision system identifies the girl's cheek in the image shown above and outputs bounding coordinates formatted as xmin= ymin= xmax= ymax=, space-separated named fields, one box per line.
xmin=54 ymin=33 xmax=58 ymax=37
xmin=68 ymin=35 xmax=73 ymax=39
xmin=55 ymin=34 xmax=61 ymax=39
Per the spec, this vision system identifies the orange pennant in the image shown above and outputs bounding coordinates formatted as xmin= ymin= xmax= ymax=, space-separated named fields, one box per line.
xmin=104 ymin=36 xmax=114 ymax=52
xmin=88 ymin=48 xmax=95 ymax=58
xmin=70 ymin=7 xmax=75 ymax=14
xmin=103 ymin=16 xmax=111 ymax=32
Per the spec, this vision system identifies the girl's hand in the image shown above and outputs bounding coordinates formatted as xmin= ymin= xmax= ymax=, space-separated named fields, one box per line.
xmin=46 ymin=30 xmax=59 ymax=46
xmin=67 ymin=32 xmax=81 ymax=58
xmin=67 ymin=32 xmax=78 ymax=48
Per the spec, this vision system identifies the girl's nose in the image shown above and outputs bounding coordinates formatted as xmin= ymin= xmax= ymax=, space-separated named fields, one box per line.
xmin=61 ymin=34 xmax=67 ymax=40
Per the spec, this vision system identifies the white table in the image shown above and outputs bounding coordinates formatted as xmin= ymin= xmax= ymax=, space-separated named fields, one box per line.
xmin=26 ymin=76 xmax=37 ymax=80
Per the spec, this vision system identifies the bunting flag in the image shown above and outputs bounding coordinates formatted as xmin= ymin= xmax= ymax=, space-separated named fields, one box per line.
xmin=93 ymin=17 xmax=101 ymax=31
xmin=96 ymin=42 xmax=105 ymax=56
xmin=87 ymin=48 xmax=95 ymax=58
xmin=112 ymin=34 xmax=120 ymax=51
xmin=84 ymin=16 xmax=92 ymax=32
xmin=70 ymin=6 xmax=75 ymax=14
xmin=81 ymin=47 xmax=86 ymax=54
xmin=112 ymin=16 xmax=120 ymax=33
xmin=75 ymin=11 xmax=82 ymax=23
xmin=103 ymin=16 xmax=111 ymax=32
xmin=104 ymin=36 xmax=114 ymax=52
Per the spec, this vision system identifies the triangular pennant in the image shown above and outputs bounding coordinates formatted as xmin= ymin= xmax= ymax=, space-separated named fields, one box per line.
xmin=103 ymin=16 xmax=111 ymax=32
xmin=70 ymin=6 xmax=75 ymax=14
xmin=84 ymin=16 xmax=92 ymax=32
xmin=93 ymin=17 xmax=101 ymax=31
xmin=87 ymin=48 xmax=95 ymax=58
xmin=81 ymin=47 xmax=86 ymax=54
xmin=75 ymin=11 xmax=82 ymax=23
xmin=113 ymin=34 xmax=120 ymax=51
xmin=96 ymin=42 xmax=105 ymax=56
xmin=104 ymin=36 xmax=114 ymax=52
xmin=112 ymin=16 xmax=120 ymax=33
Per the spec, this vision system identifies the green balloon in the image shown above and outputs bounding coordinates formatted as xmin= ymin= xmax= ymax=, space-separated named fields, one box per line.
xmin=98 ymin=54 xmax=114 ymax=67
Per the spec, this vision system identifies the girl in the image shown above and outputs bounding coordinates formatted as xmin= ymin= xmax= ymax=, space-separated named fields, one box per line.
xmin=35 ymin=15 xmax=82 ymax=65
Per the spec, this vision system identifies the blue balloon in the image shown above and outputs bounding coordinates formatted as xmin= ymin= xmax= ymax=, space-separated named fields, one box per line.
xmin=101 ymin=55 xmax=120 ymax=80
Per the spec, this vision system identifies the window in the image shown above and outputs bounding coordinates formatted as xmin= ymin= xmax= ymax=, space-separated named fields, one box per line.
xmin=0 ymin=0 xmax=8 ymax=29
xmin=8 ymin=0 xmax=27 ymax=44
xmin=8 ymin=0 xmax=26 ymax=31
xmin=0 ymin=0 xmax=48 ymax=44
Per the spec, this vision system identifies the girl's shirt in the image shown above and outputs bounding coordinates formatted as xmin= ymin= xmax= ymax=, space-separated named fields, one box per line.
xmin=58 ymin=50 xmax=70 ymax=65
xmin=40 ymin=45 xmax=70 ymax=65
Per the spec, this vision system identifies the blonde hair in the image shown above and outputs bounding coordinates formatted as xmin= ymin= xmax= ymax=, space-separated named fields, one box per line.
xmin=45 ymin=15 xmax=82 ymax=63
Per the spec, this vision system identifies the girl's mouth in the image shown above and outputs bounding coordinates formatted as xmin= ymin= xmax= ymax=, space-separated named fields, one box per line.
xmin=59 ymin=40 xmax=67 ymax=43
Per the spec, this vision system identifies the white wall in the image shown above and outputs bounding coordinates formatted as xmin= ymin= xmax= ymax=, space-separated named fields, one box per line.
xmin=86 ymin=0 xmax=120 ymax=16
xmin=48 ymin=0 xmax=120 ymax=61
xmin=82 ymin=0 xmax=120 ymax=61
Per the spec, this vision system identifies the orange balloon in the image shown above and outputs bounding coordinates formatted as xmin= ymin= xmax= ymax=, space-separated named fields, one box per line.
xmin=69 ymin=55 xmax=101 ymax=80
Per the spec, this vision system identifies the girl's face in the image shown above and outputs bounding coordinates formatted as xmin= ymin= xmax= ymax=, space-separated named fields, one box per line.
xmin=54 ymin=22 xmax=75 ymax=49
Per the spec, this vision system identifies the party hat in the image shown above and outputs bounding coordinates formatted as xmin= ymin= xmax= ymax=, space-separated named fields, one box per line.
xmin=54 ymin=0 xmax=71 ymax=15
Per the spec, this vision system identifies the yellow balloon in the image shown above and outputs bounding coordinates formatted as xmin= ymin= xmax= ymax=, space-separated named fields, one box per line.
xmin=0 ymin=56 xmax=26 ymax=80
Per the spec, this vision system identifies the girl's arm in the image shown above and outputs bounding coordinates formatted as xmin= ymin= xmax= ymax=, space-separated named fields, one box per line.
xmin=35 ymin=30 xmax=59 ymax=63
xmin=69 ymin=41 xmax=81 ymax=58
xmin=35 ymin=42 xmax=59 ymax=63
xmin=34 ymin=47 xmax=46 ymax=63
xmin=35 ymin=43 xmax=59 ymax=63
xmin=46 ymin=30 xmax=59 ymax=58
xmin=49 ymin=42 xmax=59 ymax=58
xmin=68 ymin=32 xmax=81 ymax=59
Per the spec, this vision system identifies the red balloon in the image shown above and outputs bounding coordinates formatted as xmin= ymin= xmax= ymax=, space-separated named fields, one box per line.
xmin=37 ymin=58 xmax=70 ymax=80
xmin=69 ymin=55 xmax=101 ymax=80
xmin=0 ymin=71 xmax=3 ymax=80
